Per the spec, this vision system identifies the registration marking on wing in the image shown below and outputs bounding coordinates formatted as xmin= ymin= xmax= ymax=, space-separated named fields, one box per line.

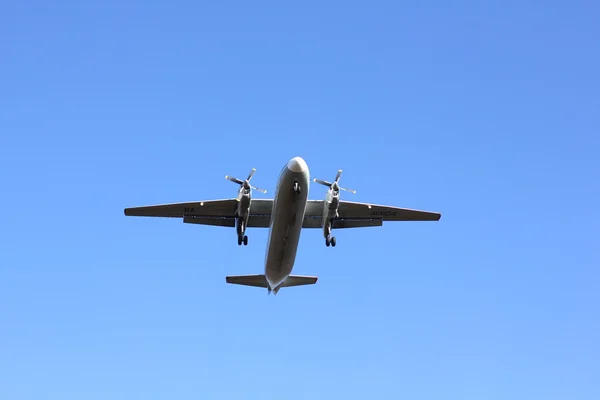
xmin=370 ymin=210 xmax=397 ymax=217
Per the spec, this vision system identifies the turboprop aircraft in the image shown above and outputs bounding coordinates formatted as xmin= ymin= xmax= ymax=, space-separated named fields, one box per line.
xmin=124 ymin=157 xmax=441 ymax=295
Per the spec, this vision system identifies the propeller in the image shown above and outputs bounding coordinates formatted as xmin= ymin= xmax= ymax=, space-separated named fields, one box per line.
xmin=225 ymin=168 xmax=267 ymax=193
xmin=313 ymin=169 xmax=356 ymax=194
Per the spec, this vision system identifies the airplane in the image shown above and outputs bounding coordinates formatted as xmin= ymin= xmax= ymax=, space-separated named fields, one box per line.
xmin=123 ymin=156 xmax=441 ymax=295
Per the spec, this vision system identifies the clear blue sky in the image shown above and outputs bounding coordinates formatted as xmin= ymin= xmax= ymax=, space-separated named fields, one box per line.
xmin=1 ymin=1 xmax=599 ymax=399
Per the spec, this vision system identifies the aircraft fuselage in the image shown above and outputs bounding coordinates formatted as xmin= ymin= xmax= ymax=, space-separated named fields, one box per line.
xmin=263 ymin=157 xmax=310 ymax=292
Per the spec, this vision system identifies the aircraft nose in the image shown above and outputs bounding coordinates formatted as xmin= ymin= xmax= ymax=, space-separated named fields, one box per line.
xmin=287 ymin=157 xmax=308 ymax=173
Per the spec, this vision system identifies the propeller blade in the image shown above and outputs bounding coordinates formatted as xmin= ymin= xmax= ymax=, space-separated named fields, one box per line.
xmin=227 ymin=169 xmax=266 ymax=193
xmin=334 ymin=169 xmax=342 ymax=182
xmin=225 ymin=175 xmax=244 ymax=185
xmin=315 ymin=170 xmax=355 ymax=193
xmin=313 ymin=178 xmax=332 ymax=187
xmin=251 ymin=186 xmax=267 ymax=194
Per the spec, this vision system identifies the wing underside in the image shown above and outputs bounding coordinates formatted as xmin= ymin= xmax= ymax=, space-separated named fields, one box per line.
xmin=124 ymin=199 xmax=239 ymax=218
xmin=124 ymin=198 xmax=275 ymax=227
xmin=301 ymin=200 xmax=441 ymax=229
xmin=124 ymin=199 xmax=440 ymax=228
xmin=336 ymin=200 xmax=441 ymax=221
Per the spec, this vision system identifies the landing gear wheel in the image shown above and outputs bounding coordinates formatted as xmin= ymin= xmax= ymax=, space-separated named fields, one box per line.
xmin=243 ymin=235 xmax=248 ymax=246
xmin=237 ymin=236 xmax=243 ymax=246
xmin=331 ymin=236 xmax=336 ymax=247
xmin=325 ymin=236 xmax=331 ymax=247
xmin=293 ymin=181 xmax=301 ymax=195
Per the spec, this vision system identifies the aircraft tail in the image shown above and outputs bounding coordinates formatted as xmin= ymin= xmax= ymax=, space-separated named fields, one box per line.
xmin=225 ymin=274 xmax=269 ymax=288
xmin=225 ymin=274 xmax=318 ymax=294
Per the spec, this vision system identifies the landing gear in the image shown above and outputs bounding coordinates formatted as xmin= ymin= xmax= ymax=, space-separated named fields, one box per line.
xmin=293 ymin=181 xmax=301 ymax=195
xmin=236 ymin=218 xmax=248 ymax=246
xmin=324 ymin=222 xmax=336 ymax=247
xmin=325 ymin=235 xmax=336 ymax=247
xmin=238 ymin=235 xmax=248 ymax=246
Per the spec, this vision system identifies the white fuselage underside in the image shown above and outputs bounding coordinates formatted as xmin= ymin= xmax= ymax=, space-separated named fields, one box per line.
xmin=263 ymin=157 xmax=310 ymax=289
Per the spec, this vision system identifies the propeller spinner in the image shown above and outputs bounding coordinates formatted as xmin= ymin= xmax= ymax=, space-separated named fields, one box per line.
xmin=225 ymin=168 xmax=267 ymax=193
xmin=313 ymin=169 xmax=356 ymax=194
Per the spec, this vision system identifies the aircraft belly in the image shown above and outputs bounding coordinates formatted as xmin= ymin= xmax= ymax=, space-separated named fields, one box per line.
xmin=264 ymin=169 xmax=309 ymax=288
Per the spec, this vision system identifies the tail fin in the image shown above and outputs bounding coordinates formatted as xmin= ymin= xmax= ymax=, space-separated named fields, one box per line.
xmin=225 ymin=274 xmax=318 ymax=293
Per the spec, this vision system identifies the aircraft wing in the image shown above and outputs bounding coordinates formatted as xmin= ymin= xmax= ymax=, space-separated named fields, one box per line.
xmin=338 ymin=200 xmax=442 ymax=221
xmin=300 ymin=200 xmax=440 ymax=229
xmin=124 ymin=198 xmax=440 ymax=228
xmin=337 ymin=200 xmax=441 ymax=221
xmin=124 ymin=198 xmax=275 ymax=227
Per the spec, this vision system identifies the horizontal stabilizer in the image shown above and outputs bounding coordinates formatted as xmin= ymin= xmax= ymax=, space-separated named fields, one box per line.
xmin=225 ymin=274 xmax=269 ymax=288
xmin=281 ymin=275 xmax=318 ymax=287
xmin=225 ymin=274 xmax=318 ymax=291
